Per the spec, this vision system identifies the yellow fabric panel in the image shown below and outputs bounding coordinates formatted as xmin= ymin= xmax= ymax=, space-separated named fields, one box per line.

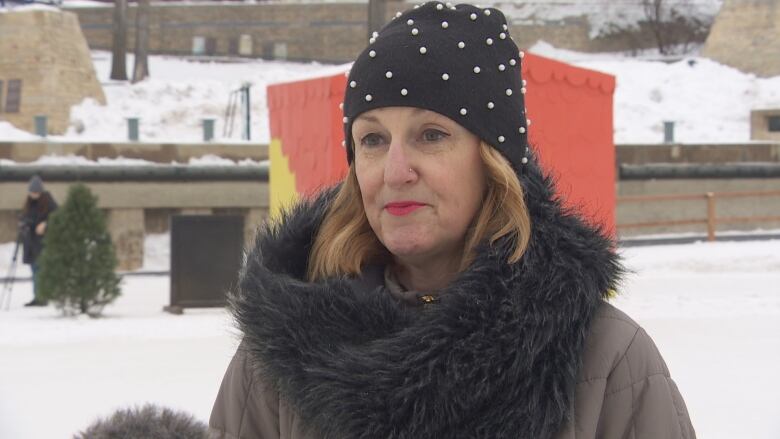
xmin=269 ymin=138 xmax=298 ymax=218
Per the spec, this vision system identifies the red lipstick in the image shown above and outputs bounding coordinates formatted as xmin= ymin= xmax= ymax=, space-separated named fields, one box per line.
xmin=385 ymin=201 xmax=426 ymax=216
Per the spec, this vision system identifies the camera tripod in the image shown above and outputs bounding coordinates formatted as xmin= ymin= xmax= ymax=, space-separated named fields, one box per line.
xmin=1 ymin=237 xmax=22 ymax=311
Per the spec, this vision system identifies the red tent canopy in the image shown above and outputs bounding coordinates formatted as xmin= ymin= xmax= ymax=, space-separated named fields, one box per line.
xmin=268 ymin=52 xmax=616 ymax=232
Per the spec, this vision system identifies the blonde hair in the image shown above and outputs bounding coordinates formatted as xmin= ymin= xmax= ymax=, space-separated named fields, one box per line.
xmin=307 ymin=142 xmax=532 ymax=281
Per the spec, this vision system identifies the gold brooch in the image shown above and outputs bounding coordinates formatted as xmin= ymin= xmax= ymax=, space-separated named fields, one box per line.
xmin=419 ymin=294 xmax=438 ymax=304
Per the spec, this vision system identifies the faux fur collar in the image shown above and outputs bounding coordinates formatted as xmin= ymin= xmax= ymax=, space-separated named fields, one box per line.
xmin=231 ymin=156 xmax=623 ymax=439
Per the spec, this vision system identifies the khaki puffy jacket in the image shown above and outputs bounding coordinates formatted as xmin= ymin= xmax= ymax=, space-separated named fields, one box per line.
xmin=209 ymin=302 xmax=696 ymax=439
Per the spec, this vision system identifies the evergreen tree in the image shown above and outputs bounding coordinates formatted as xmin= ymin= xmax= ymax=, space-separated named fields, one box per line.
xmin=37 ymin=184 xmax=122 ymax=317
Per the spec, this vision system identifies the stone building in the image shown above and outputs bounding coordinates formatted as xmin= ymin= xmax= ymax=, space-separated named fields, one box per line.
xmin=65 ymin=2 xmax=674 ymax=64
xmin=702 ymin=0 xmax=780 ymax=77
xmin=0 ymin=7 xmax=106 ymax=135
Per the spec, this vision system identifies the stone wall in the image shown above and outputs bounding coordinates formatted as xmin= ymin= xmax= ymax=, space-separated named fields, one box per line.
xmin=617 ymin=178 xmax=780 ymax=237
xmin=0 ymin=9 xmax=105 ymax=134
xmin=702 ymin=0 xmax=780 ymax=77
xmin=71 ymin=3 xmax=372 ymax=62
xmin=2 ymin=176 xmax=776 ymax=255
xmin=3 ymin=141 xmax=778 ymax=264
xmin=508 ymin=17 xmax=665 ymax=54
xmin=65 ymin=2 xmax=669 ymax=63
xmin=0 ymin=140 xmax=269 ymax=270
xmin=615 ymin=142 xmax=780 ymax=237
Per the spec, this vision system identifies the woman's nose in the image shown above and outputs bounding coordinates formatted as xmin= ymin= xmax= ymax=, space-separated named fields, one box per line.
xmin=383 ymin=140 xmax=417 ymax=187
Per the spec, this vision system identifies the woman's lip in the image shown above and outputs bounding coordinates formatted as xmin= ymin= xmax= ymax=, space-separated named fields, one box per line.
xmin=385 ymin=202 xmax=426 ymax=216
xmin=385 ymin=201 xmax=426 ymax=208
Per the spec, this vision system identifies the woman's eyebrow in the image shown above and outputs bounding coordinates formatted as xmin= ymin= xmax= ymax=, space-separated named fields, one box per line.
xmin=356 ymin=114 xmax=379 ymax=123
xmin=356 ymin=108 xmax=430 ymax=124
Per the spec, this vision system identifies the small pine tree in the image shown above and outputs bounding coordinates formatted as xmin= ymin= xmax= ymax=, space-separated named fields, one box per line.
xmin=37 ymin=184 xmax=122 ymax=317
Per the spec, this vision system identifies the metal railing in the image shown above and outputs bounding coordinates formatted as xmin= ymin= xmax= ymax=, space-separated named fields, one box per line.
xmin=617 ymin=190 xmax=780 ymax=241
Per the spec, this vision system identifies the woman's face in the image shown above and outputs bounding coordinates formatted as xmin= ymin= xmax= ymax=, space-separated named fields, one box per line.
xmin=353 ymin=107 xmax=486 ymax=263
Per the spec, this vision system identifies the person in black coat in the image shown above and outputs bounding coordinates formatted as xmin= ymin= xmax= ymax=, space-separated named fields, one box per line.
xmin=19 ymin=175 xmax=58 ymax=306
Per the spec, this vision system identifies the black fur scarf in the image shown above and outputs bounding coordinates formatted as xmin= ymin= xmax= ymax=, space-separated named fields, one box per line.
xmin=231 ymin=155 xmax=623 ymax=439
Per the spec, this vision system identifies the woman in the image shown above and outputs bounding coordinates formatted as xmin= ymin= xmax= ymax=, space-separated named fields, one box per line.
xmin=20 ymin=174 xmax=58 ymax=307
xmin=210 ymin=3 xmax=695 ymax=438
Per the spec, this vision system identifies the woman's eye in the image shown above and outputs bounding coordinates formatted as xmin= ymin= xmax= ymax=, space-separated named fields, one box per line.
xmin=360 ymin=133 xmax=385 ymax=147
xmin=422 ymin=129 xmax=447 ymax=142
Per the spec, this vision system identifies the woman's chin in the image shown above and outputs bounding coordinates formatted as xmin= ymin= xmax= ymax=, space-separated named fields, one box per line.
xmin=381 ymin=234 xmax=432 ymax=259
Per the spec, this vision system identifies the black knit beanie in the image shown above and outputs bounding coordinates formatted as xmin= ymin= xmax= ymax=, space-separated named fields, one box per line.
xmin=28 ymin=175 xmax=44 ymax=193
xmin=343 ymin=1 xmax=530 ymax=170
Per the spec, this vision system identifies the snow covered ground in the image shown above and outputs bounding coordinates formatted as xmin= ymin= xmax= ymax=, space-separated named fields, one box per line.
xmin=65 ymin=51 xmax=337 ymax=145
xmin=1 ymin=236 xmax=779 ymax=438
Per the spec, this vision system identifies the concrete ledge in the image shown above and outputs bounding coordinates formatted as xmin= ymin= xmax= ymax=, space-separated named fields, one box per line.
xmin=0 ymin=180 xmax=269 ymax=210
xmin=0 ymin=141 xmax=269 ymax=164
xmin=0 ymin=164 xmax=268 ymax=182
xmin=620 ymin=163 xmax=780 ymax=179
xmin=616 ymin=142 xmax=780 ymax=166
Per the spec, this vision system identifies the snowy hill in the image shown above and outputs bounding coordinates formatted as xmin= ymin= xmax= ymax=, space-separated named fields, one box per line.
xmin=42 ymin=47 xmax=780 ymax=145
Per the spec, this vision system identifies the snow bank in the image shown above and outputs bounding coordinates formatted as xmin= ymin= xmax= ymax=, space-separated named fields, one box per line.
xmin=0 ymin=4 xmax=61 ymax=13
xmin=64 ymin=52 xmax=332 ymax=144
xmin=531 ymin=41 xmax=780 ymax=144
xmin=0 ymin=121 xmax=40 ymax=141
